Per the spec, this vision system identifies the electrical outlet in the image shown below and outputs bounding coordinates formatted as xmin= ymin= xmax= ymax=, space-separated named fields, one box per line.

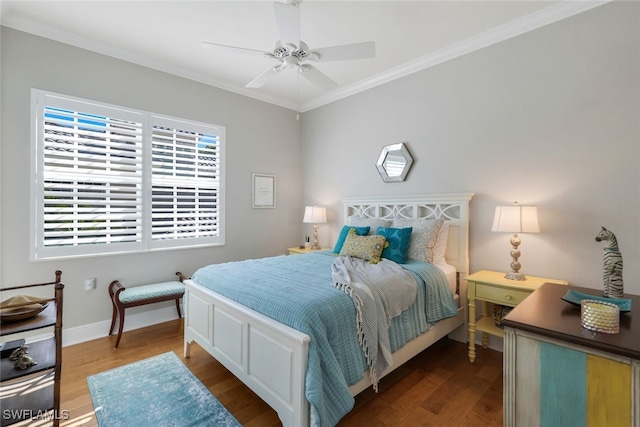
xmin=84 ymin=278 xmax=97 ymax=291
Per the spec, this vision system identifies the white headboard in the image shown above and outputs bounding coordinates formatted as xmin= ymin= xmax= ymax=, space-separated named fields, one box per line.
xmin=343 ymin=193 xmax=474 ymax=275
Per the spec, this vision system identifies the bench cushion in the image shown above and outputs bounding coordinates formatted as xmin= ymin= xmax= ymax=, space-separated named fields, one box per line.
xmin=119 ymin=281 xmax=185 ymax=304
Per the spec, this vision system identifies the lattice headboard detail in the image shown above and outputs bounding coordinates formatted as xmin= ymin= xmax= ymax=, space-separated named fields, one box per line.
xmin=343 ymin=193 xmax=474 ymax=274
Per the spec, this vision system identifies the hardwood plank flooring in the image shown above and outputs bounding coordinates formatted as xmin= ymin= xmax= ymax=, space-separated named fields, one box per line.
xmin=56 ymin=319 xmax=502 ymax=426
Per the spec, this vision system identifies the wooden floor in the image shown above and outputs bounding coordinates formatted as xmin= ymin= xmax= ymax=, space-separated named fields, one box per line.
xmin=54 ymin=319 xmax=502 ymax=427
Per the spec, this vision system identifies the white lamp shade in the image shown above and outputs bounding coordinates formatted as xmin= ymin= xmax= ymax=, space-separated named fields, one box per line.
xmin=303 ymin=206 xmax=327 ymax=224
xmin=491 ymin=204 xmax=540 ymax=233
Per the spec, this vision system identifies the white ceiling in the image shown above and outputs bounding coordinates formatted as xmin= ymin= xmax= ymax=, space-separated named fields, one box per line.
xmin=0 ymin=1 xmax=608 ymax=112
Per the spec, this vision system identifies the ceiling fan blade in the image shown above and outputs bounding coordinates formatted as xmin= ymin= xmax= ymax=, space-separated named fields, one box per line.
xmin=246 ymin=66 xmax=281 ymax=88
xmin=273 ymin=2 xmax=300 ymax=48
xmin=202 ymin=41 xmax=264 ymax=56
xmin=299 ymin=64 xmax=337 ymax=90
xmin=311 ymin=41 xmax=376 ymax=62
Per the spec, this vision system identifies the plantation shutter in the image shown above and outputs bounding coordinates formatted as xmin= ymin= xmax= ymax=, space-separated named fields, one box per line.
xmin=149 ymin=116 xmax=223 ymax=249
xmin=32 ymin=90 xmax=225 ymax=260
xmin=35 ymin=93 xmax=144 ymax=258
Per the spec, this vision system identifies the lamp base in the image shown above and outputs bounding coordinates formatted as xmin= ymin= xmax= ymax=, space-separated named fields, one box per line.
xmin=504 ymin=233 xmax=527 ymax=280
xmin=311 ymin=224 xmax=321 ymax=251
xmin=504 ymin=271 xmax=526 ymax=281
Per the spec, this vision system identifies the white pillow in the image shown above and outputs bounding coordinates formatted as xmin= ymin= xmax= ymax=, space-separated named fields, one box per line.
xmin=347 ymin=216 xmax=392 ymax=235
xmin=432 ymin=221 xmax=449 ymax=265
xmin=392 ymin=217 xmax=445 ymax=263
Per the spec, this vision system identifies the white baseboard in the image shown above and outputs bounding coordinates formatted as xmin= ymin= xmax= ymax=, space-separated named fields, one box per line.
xmin=62 ymin=306 xmax=181 ymax=347
xmin=448 ymin=323 xmax=467 ymax=343
xmin=38 ymin=308 xmax=503 ymax=354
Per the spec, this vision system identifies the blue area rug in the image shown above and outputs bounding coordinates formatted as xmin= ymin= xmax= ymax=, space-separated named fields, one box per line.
xmin=87 ymin=351 xmax=241 ymax=427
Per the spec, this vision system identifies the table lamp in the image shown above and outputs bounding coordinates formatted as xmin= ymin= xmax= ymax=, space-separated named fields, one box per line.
xmin=303 ymin=206 xmax=327 ymax=250
xmin=491 ymin=202 xmax=539 ymax=280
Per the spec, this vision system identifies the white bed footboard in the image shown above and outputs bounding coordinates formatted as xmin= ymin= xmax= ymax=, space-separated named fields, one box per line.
xmin=183 ymin=280 xmax=310 ymax=427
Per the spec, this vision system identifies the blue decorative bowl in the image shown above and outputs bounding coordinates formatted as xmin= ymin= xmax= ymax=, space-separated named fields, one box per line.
xmin=562 ymin=289 xmax=632 ymax=313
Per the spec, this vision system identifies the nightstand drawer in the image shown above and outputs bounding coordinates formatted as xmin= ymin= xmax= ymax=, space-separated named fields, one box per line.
xmin=476 ymin=284 xmax=531 ymax=306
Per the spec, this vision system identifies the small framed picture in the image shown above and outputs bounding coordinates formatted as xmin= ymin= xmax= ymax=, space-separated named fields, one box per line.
xmin=252 ymin=173 xmax=275 ymax=208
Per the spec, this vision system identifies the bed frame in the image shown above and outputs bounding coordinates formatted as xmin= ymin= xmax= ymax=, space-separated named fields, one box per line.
xmin=184 ymin=193 xmax=473 ymax=427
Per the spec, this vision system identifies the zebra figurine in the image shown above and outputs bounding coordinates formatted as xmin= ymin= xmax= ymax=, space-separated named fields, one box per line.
xmin=595 ymin=226 xmax=624 ymax=299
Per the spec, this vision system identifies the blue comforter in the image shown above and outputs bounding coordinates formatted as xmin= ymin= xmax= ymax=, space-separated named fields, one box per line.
xmin=191 ymin=251 xmax=457 ymax=427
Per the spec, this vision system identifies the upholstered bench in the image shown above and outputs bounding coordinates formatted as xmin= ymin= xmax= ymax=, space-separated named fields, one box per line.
xmin=108 ymin=272 xmax=187 ymax=348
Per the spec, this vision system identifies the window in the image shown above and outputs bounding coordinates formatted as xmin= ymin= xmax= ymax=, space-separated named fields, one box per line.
xmin=31 ymin=90 xmax=225 ymax=260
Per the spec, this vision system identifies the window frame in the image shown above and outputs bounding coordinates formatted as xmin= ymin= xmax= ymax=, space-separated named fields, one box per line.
xmin=30 ymin=89 xmax=225 ymax=260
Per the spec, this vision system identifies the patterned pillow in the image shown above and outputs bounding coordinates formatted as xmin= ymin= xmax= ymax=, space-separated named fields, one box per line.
xmin=333 ymin=225 xmax=371 ymax=254
xmin=347 ymin=216 xmax=393 ymax=235
xmin=432 ymin=221 xmax=450 ymax=265
xmin=339 ymin=229 xmax=388 ymax=264
xmin=392 ymin=218 xmax=445 ymax=263
xmin=376 ymin=227 xmax=413 ymax=264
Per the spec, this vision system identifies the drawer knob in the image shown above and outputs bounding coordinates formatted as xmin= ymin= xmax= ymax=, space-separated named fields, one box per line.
xmin=505 ymin=294 xmax=512 ymax=300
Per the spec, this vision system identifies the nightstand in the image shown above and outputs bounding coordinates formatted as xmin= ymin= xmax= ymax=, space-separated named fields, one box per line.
xmin=466 ymin=270 xmax=568 ymax=363
xmin=287 ymin=247 xmax=328 ymax=255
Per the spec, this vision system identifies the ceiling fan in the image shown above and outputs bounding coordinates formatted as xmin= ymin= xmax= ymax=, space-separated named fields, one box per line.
xmin=202 ymin=0 xmax=376 ymax=90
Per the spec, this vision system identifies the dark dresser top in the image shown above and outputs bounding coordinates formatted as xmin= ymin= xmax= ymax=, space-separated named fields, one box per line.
xmin=502 ymin=282 xmax=640 ymax=360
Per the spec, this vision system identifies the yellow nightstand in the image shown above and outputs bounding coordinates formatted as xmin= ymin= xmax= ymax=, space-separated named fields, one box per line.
xmin=287 ymin=247 xmax=329 ymax=255
xmin=466 ymin=270 xmax=568 ymax=363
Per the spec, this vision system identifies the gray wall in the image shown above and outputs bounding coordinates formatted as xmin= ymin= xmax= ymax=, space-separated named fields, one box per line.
xmin=1 ymin=28 xmax=303 ymax=330
xmin=301 ymin=2 xmax=640 ymax=293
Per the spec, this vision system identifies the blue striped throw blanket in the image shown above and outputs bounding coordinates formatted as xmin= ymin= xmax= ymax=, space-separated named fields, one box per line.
xmin=331 ymin=256 xmax=418 ymax=391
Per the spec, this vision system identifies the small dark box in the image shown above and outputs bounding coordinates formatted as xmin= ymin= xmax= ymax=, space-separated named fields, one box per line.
xmin=0 ymin=339 xmax=26 ymax=358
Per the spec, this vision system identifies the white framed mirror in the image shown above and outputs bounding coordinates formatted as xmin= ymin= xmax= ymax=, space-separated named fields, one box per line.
xmin=376 ymin=142 xmax=414 ymax=182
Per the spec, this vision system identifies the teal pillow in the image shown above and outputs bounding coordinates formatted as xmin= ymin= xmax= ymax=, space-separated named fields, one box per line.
xmin=376 ymin=226 xmax=413 ymax=263
xmin=333 ymin=225 xmax=371 ymax=253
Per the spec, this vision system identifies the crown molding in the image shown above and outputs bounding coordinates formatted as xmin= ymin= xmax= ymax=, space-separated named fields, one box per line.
xmin=2 ymin=1 xmax=610 ymax=114
xmin=299 ymin=0 xmax=611 ymax=112
xmin=0 ymin=11 xmax=300 ymax=111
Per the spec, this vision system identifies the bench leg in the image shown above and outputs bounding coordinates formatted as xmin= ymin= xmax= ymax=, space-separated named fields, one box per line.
xmin=175 ymin=298 xmax=182 ymax=318
xmin=115 ymin=306 xmax=125 ymax=348
xmin=108 ymin=300 xmax=118 ymax=336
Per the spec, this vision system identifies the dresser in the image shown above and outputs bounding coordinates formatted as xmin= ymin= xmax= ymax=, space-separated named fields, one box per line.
xmin=502 ymin=282 xmax=640 ymax=427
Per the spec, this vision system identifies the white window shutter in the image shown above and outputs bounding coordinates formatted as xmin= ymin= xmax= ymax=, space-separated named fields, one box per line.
xmin=32 ymin=90 xmax=225 ymax=259
xmin=149 ymin=116 xmax=223 ymax=248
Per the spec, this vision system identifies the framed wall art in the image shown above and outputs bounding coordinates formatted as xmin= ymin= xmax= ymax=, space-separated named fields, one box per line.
xmin=252 ymin=173 xmax=276 ymax=208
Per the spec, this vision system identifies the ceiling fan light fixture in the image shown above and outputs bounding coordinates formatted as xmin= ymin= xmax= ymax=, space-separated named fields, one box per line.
xmin=283 ymin=56 xmax=299 ymax=68
xmin=203 ymin=1 xmax=375 ymax=90
xmin=273 ymin=41 xmax=309 ymax=59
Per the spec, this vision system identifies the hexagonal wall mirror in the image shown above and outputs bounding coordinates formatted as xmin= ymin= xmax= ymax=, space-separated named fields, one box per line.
xmin=376 ymin=142 xmax=414 ymax=182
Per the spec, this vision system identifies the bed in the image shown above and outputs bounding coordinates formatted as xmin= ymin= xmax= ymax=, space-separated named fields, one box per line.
xmin=183 ymin=193 xmax=473 ymax=427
